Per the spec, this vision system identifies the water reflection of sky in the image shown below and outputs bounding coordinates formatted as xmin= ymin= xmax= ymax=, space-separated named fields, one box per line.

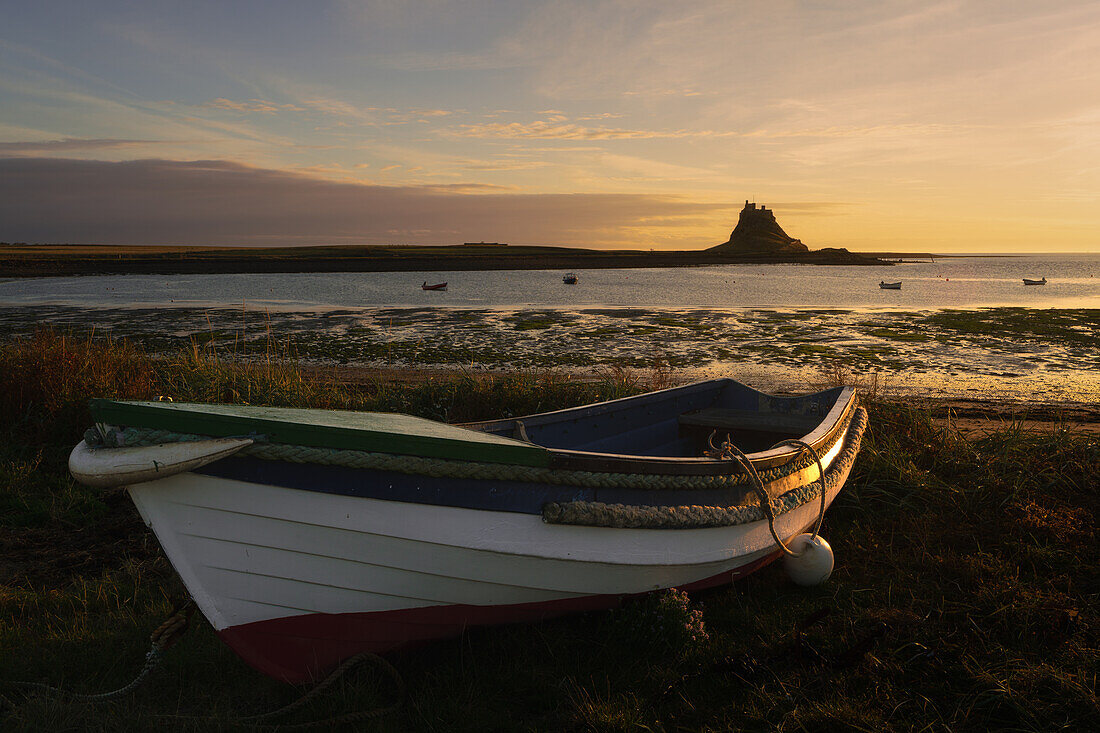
xmin=1 ymin=254 xmax=1099 ymax=310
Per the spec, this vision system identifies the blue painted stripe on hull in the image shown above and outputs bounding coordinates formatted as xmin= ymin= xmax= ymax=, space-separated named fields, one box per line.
xmin=194 ymin=457 xmax=756 ymax=515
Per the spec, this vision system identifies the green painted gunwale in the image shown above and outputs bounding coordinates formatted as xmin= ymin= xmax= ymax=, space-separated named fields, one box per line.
xmin=89 ymin=399 xmax=550 ymax=467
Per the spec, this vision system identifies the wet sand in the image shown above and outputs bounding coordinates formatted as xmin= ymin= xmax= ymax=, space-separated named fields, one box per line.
xmin=2 ymin=303 xmax=1097 ymax=417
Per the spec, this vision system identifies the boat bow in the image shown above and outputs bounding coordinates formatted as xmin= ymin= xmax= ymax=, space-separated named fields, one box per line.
xmin=69 ymin=436 xmax=254 ymax=489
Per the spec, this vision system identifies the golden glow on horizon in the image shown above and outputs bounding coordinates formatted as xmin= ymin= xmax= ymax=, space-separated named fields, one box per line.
xmin=1 ymin=2 xmax=1099 ymax=253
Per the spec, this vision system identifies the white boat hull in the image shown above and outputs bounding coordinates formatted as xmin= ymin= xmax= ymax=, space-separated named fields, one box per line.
xmin=128 ymin=456 xmax=852 ymax=682
xmin=74 ymin=379 xmax=866 ymax=682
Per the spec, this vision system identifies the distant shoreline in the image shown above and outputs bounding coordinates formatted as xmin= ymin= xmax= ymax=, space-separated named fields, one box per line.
xmin=861 ymin=252 xmax=1020 ymax=260
xmin=0 ymin=242 xmax=906 ymax=277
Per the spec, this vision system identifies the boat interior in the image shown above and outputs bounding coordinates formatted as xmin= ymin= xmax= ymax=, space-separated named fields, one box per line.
xmin=466 ymin=379 xmax=852 ymax=460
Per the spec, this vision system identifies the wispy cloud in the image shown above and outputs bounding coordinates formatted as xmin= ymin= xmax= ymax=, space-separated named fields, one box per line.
xmin=203 ymin=98 xmax=306 ymax=113
xmin=448 ymin=120 xmax=733 ymax=140
xmin=621 ymin=89 xmax=702 ymax=98
xmin=201 ymin=95 xmax=458 ymax=125
xmin=420 ymin=182 xmax=513 ymax=193
xmin=462 ymin=160 xmax=549 ymax=171
xmin=0 ymin=71 xmax=303 ymax=156
xmin=296 ymin=97 xmax=377 ymax=123
xmin=0 ymin=137 xmax=167 ymax=155
xmin=765 ymin=202 xmax=853 ymax=214
xmin=742 ymin=123 xmax=965 ymax=140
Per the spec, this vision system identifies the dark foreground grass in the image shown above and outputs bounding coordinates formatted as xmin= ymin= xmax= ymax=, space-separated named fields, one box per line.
xmin=1 ymin=330 xmax=1097 ymax=731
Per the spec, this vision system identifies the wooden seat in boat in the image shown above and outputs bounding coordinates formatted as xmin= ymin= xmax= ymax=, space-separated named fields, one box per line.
xmin=678 ymin=408 xmax=821 ymax=436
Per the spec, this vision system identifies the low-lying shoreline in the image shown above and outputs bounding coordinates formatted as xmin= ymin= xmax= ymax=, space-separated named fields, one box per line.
xmin=0 ymin=242 xmax=899 ymax=277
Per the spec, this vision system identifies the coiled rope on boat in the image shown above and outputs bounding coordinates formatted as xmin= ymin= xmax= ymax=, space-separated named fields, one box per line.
xmin=716 ymin=435 xmax=827 ymax=556
xmin=86 ymin=408 xmax=858 ymax=493
xmin=541 ymin=406 xmax=867 ymax=529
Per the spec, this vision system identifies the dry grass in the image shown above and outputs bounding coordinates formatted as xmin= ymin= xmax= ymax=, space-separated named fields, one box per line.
xmin=816 ymin=363 xmax=884 ymax=401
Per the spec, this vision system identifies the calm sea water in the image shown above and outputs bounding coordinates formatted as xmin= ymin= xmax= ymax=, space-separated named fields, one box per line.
xmin=1 ymin=254 xmax=1098 ymax=310
xmin=2 ymin=253 xmax=1097 ymax=407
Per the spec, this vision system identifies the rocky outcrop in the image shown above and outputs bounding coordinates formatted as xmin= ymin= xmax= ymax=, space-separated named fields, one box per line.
xmin=708 ymin=201 xmax=810 ymax=254
xmin=702 ymin=201 xmax=883 ymax=264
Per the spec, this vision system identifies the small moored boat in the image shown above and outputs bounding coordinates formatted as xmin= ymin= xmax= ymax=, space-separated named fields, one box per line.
xmin=422 ymin=281 xmax=447 ymax=291
xmin=70 ymin=379 xmax=866 ymax=683
xmin=879 ymin=281 xmax=902 ymax=290
xmin=1022 ymin=277 xmax=1046 ymax=285
xmin=563 ymin=273 xmax=578 ymax=284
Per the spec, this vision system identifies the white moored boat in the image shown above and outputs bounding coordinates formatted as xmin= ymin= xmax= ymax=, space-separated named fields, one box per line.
xmin=70 ymin=379 xmax=867 ymax=682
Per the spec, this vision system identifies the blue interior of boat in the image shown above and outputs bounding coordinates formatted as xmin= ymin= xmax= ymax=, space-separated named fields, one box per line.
xmin=469 ymin=379 xmax=846 ymax=457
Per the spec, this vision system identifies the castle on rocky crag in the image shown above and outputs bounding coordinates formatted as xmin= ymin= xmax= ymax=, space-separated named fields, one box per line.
xmin=740 ymin=201 xmax=775 ymax=221
xmin=707 ymin=200 xmax=810 ymax=255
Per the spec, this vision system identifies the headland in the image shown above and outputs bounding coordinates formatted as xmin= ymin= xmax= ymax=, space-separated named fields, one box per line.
xmin=0 ymin=201 xmax=893 ymax=276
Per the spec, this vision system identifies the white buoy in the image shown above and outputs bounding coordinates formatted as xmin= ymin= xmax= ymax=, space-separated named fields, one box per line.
xmin=783 ymin=534 xmax=834 ymax=586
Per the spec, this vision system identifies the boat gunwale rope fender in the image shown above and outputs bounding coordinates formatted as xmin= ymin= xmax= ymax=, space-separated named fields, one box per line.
xmin=76 ymin=408 xmax=859 ymax=494
xmin=541 ymin=406 xmax=867 ymax=529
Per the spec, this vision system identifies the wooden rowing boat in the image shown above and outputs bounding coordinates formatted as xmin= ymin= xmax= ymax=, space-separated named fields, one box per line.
xmin=69 ymin=379 xmax=866 ymax=683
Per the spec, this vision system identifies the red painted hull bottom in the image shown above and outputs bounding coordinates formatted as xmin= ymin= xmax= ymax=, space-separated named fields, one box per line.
xmin=217 ymin=552 xmax=781 ymax=683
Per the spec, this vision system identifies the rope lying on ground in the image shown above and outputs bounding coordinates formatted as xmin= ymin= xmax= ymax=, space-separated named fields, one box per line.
xmin=150 ymin=652 xmax=405 ymax=730
xmin=4 ymin=600 xmax=194 ymax=703
xmin=5 ymin=599 xmax=404 ymax=728
xmin=86 ymin=408 xmax=856 ymax=493
xmin=541 ymin=406 xmax=867 ymax=529
xmin=228 ymin=652 xmax=406 ymax=730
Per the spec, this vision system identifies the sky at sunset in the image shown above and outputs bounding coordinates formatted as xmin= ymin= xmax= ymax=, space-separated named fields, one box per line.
xmin=1 ymin=1 xmax=1098 ymax=252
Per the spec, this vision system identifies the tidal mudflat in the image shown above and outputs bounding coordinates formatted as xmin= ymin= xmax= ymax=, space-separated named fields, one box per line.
xmin=1 ymin=304 xmax=1097 ymax=410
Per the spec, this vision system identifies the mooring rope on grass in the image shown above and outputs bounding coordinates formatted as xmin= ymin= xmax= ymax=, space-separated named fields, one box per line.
xmin=5 ymin=600 xmax=194 ymax=703
xmin=228 ymin=652 xmax=406 ymax=730
xmin=143 ymin=651 xmax=405 ymax=730
xmin=86 ymin=408 xmax=857 ymax=493
xmin=5 ymin=599 xmax=405 ymax=728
